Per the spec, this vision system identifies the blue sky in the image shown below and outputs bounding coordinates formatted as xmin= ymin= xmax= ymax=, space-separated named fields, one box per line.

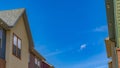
xmin=0 ymin=0 xmax=109 ymax=68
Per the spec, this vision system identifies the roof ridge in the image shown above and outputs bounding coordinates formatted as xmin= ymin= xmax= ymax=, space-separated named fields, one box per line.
xmin=0 ymin=8 xmax=25 ymax=12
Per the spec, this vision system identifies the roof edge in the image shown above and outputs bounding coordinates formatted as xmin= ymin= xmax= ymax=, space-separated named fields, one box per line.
xmin=30 ymin=47 xmax=46 ymax=61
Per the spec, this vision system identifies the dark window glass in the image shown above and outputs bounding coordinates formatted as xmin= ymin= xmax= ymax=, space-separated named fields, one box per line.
xmin=0 ymin=39 xmax=1 ymax=56
xmin=0 ymin=30 xmax=2 ymax=38
xmin=0 ymin=39 xmax=2 ymax=48
xmin=13 ymin=45 xmax=17 ymax=55
xmin=17 ymin=48 xmax=21 ymax=58
xmin=0 ymin=30 xmax=2 ymax=48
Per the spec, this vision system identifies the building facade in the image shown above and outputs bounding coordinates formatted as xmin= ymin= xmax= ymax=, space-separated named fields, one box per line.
xmin=29 ymin=48 xmax=54 ymax=68
xmin=0 ymin=8 xmax=54 ymax=68
xmin=105 ymin=0 xmax=120 ymax=68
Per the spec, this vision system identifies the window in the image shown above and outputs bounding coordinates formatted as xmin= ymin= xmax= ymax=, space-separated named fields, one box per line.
xmin=35 ymin=57 xmax=41 ymax=68
xmin=38 ymin=61 xmax=40 ymax=67
xmin=0 ymin=30 xmax=2 ymax=48
xmin=35 ymin=58 xmax=37 ymax=64
xmin=13 ymin=34 xmax=22 ymax=59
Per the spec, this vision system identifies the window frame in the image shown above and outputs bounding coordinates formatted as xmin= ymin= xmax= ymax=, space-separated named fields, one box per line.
xmin=12 ymin=33 xmax=22 ymax=59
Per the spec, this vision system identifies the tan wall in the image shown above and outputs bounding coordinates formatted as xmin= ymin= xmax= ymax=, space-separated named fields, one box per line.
xmin=6 ymin=15 xmax=29 ymax=68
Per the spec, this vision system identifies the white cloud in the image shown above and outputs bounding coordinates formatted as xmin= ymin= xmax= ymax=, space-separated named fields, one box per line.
xmin=93 ymin=25 xmax=107 ymax=32
xmin=80 ymin=44 xmax=87 ymax=50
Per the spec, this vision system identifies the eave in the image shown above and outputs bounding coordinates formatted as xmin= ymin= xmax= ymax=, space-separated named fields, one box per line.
xmin=106 ymin=0 xmax=116 ymax=42
xmin=0 ymin=19 xmax=10 ymax=30
xmin=30 ymin=48 xmax=46 ymax=61
xmin=42 ymin=61 xmax=54 ymax=68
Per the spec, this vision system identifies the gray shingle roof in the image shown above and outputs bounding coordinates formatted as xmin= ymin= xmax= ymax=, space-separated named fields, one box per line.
xmin=0 ymin=8 xmax=25 ymax=26
xmin=0 ymin=8 xmax=34 ymax=47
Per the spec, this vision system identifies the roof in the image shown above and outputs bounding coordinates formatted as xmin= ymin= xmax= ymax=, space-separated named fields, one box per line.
xmin=0 ymin=8 xmax=34 ymax=47
xmin=0 ymin=8 xmax=25 ymax=26
xmin=42 ymin=60 xmax=54 ymax=68
xmin=30 ymin=48 xmax=46 ymax=61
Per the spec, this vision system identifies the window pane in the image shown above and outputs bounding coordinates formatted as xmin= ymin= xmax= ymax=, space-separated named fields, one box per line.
xmin=17 ymin=48 xmax=21 ymax=58
xmin=13 ymin=35 xmax=17 ymax=46
xmin=38 ymin=61 xmax=40 ymax=67
xmin=13 ymin=45 xmax=17 ymax=55
xmin=0 ymin=30 xmax=2 ymax=39
xmin=35 ymin=58 xmax=37 ymax=64
xmin=18 ymin=39 xmax=21 ymax=49
xmin=0 ymin=39 xmax=2 ymax=48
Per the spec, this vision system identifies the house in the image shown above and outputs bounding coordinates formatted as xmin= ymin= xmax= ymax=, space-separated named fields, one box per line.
xmin=0 ymin=8 xmax=54 ymax=68
xmin=105 ymin=0 xmax=120 ymax=68
xmin=29 ymin=48 xmax=54 ymax=68
xmin=29 ymin=48 xmax=45 ymax=68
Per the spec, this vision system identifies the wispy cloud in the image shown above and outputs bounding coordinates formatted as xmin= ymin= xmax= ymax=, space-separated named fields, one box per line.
xmin=61 ymin=52 xmax=108 ymax=68
xmin=96 ymin=65 xmax=108 ymax=68
xmin=45 ymin=50 xmax=64 ymax=57
xmin=80 ymin=44 xmax=87 ymax=50
xmin=45 ymin=48 xmax=75 ymax=57
xmin=93 ymin=25 xmax=107 ymax=32
xmin=45 ymin=44 xmax=88 ymax=57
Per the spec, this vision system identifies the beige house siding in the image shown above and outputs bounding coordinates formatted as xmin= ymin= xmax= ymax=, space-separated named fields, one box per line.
xmin=6 ymin=15 xmax=29 ymax=68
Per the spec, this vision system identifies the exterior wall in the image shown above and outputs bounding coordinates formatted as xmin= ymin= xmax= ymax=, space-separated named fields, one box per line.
xmin=113 ymin=0 xmax=120 ymax=47
xmin=29 ymin=53 xmax=35 ymax=68
xmin=116 ymin=49 xmax=120 ymax=68
xmin=29 ymin=52 xmax=43 ymax=68
xmin=0 ymin=58 xmax=5 ymax=68
xmin=6 ymin=15 xmax=29 ymax=68
xmin=111 ymin=42 xmax=117 ymax=68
